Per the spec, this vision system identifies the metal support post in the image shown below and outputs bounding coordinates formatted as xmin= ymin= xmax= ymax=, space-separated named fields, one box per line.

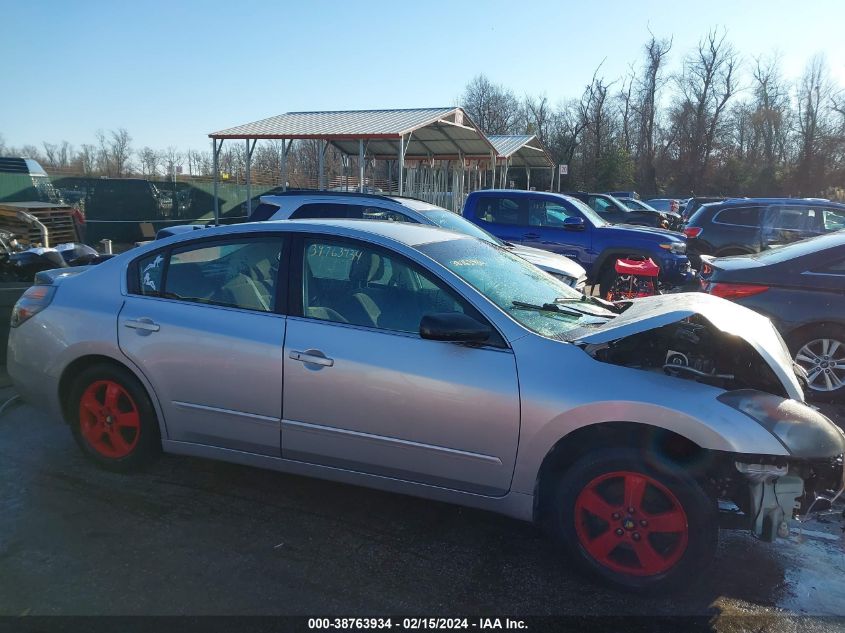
xmin=246 ymin=139 xmax=256 ymax=218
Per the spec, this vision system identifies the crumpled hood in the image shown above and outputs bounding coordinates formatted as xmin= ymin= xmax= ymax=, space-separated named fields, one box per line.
xmin=573 ymin=292 xmax=804 ymax=401
xmin=507 ymin=244 xmax=586 ymax=279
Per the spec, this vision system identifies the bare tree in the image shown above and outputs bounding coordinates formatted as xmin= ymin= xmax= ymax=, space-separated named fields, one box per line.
xmin=109 ymin=128 xmax=133 ymax=177
xmin=634 ymin=35 xmax=672 ymax=194
xmin=670 ymin=29 xmax=739 ymax=192
xmin=138 ymin=147 xmax=161 ymax=177
xmin=795 ymin=55 xmax=834 ymax=194
xmin=461 ymin=74 xmax=522 ymax=134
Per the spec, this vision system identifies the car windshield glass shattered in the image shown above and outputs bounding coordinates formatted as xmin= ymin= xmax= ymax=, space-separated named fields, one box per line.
xmin=419 ymin=238 xmax=614 ymax=338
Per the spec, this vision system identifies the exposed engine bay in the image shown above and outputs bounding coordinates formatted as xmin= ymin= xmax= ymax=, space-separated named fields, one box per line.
xmin=583 ymin=315 xmax=791 ymax=397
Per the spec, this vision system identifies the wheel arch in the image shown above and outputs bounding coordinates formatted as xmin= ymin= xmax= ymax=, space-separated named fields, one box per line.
xmin=784 ymin=320 xmax=845 ymax=352
xmin=58 ymin=353 xmax=167 ymax=438
xmin=592 ymin=248 xmax=654 ymax=283
xmin=532 ymin=421 xmax=722 ymax=524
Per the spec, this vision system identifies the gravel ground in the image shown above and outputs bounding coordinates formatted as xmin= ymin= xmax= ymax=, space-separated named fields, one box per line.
xmin=0 ymin=391 xmax=843 ymax=632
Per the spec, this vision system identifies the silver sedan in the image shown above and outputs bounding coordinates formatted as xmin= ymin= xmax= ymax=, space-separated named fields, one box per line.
xmin=8 ymin=220 xmax=844 ymax=593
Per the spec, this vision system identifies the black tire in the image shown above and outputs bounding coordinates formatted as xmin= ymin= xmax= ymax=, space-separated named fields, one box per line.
xmin=598 ymin=263 xmax=618 ymax=300
xmin=68 ymin=363 xmax=161 ymax=471
xmin=548 ymin=448 xmax=718 ymax=594
xmin=789 ymin=324 xmax=845 ymax=403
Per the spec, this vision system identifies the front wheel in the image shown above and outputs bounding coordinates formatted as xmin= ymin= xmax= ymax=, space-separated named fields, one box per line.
xmin=69 ymin=364 xmax=161 ymax=471
xmin=549 ymin=448 xmax=717 ymax=593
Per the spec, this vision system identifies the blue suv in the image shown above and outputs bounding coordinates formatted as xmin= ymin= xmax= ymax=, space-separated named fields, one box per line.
xmin=462 ymin=190 xmax=692 ymax=295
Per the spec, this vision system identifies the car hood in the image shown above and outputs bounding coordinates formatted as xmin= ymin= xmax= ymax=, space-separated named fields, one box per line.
xmin=572 ymin=292 xmax=804 ymax=401
xmin=506 ymin=244 xmax=586 ymax=278
xmin=597 ymin=223 xmax=684 ymax=240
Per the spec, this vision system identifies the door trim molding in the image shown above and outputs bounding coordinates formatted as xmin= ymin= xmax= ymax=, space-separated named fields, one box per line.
xmin=173 ymin=400 xmax=279 ymax=423
xmin=283 ymin=418 xmax=503 ymax=465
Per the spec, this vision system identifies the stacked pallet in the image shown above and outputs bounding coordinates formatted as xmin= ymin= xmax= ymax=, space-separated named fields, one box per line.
xmin=0 ymin=202 xmax=79 ymax=247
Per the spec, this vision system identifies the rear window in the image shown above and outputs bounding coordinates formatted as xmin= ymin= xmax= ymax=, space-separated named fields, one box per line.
xmin=250 ymin=203 xmax=279 ymax=221
xmin=714 ymin=206 xmax=762 ymax=227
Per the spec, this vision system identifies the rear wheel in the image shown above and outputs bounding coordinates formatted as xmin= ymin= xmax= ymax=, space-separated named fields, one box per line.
xmin=790 ymin=325 xmax=845 ymax=402
xmin=549 ymin=448 xmax=717 ymax=593
xmin=69 ymin=364 xmax=161 ymax=471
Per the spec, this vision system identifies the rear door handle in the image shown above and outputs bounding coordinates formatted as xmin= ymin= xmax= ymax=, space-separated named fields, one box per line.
xmin=289 ymin=350 xmax=334 ymax=367
xmin=523 ymin=232 xmax=540 ymax=239
xmin=124 ymin=318 xmax=160 ymax=332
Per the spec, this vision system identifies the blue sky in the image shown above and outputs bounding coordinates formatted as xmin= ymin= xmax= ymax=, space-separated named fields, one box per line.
xmin=2 ymin=0 xmax=844 ymax=152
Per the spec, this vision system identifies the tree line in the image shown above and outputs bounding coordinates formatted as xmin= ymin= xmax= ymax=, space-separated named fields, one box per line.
xmin=3 ymin=28 xmax=845 ymax=199
xmin=461 ymin=29 xmax=845 ymax=199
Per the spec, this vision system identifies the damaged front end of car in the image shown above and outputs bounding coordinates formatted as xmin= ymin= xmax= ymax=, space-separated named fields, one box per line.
xmin=572 ymin=293 xmax=845 ymax=540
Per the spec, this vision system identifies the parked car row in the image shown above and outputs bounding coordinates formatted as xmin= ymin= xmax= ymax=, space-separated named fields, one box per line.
xmin=8 ymin=211 xmax=844 ymax=595
xmin=6 ymin=186 xmax=845 ymax=595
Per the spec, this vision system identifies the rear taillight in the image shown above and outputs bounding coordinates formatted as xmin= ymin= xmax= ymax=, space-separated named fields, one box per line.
xmin=706 ymin=282 xmax=769 ymax=300
xmin=683 ymin=226 xmax=703 ymax=238
xmin=11 ymin=285 xmax=56 ymax=327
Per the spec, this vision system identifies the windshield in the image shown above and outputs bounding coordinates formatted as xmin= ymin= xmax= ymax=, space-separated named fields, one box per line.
xmin=418 ymin=208 xmax=504 ymax=246
xmin=419 ymin=237 xmax=610 ymax=338
xmin=566 ymin=196 xmax=608 ymax=227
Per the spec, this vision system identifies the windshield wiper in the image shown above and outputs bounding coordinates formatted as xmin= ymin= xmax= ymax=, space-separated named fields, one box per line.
xmin=511 ymin=300 xmax=582 ymax=316
xmin=555 ymin=294 xmax=621 ymax=311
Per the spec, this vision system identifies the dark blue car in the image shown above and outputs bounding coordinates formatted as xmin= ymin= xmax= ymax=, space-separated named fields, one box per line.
xmin=462 ymin=190 xmax=692 ymax=296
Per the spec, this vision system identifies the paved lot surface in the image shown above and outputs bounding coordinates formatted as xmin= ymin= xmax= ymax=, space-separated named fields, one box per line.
xmin=1 ymin=391 xmax=844 ymax=632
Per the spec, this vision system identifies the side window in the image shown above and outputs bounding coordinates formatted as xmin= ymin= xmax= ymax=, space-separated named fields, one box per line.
xmin=588 ymin=196 xmax=611 ymax=213
xmin=528 ymin=200 xmax=578 ymax=227
xmin=823 ymin=207 xmax=845 ymax=232
xmin=290 ymin=203 xmax=358 ymax=219
xmin=165 ymin=238 xmax=284 ymax=312
xmin=250 ymin=202 xmax=279 ymax=221
xmin=476 ymin=196 xmax=527 ymax=226
xmin=360 ymin=206 xmax=412 ymax=222
xmin=301 ymin=238 xmax=467 ymax=333
xmin=714 ymin=206 xmax=762 ymax=227
xmin=137 ymin=252 xmax=165 ymax=296
xmin=765 ymin=206 xmax=822 ymax=231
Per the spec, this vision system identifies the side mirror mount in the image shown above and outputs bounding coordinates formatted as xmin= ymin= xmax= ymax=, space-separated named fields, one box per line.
xmin=420 ymin=312 xmax=491 ymax=344
xmin=563 ymin=216 xmax=586 ymax=231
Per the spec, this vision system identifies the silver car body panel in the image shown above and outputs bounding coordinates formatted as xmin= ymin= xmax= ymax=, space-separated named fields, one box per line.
xmin=6 ymin=219 xmax=833 ymax=524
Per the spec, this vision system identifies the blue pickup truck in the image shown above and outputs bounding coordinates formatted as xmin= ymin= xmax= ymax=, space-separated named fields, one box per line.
xmin=462 ymin=190 xmax=692 ymax=296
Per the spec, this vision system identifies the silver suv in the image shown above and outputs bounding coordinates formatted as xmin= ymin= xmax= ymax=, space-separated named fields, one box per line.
xmin=252 ymin=192 xmax=588 ymax=291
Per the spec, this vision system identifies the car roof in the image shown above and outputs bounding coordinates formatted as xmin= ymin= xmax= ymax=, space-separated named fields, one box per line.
xmin=713 ymin=197 xmax=845 ymax=208
xmin=150 ymin=218 xmax=465 ymax=251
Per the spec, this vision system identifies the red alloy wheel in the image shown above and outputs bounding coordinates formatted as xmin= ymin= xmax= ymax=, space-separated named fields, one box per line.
xmin=574 ymin=471 xmax=689 ymax=577
xmin=78 ymin=380 xmax=141 ymax=459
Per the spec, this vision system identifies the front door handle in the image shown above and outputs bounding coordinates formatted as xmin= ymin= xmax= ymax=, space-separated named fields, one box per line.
xmin=523 ymin=232 xmax=540 ymax=239
xmin=124 ymin=318 xmax=160 ymax=332
xmin=289 ymin=350 xmax=334 ymax=367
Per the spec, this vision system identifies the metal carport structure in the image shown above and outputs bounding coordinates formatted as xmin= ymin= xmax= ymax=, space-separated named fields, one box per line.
xmin=208 ymin=107 xmax=500 ymax=220
xmin=487 ymin=134 xmax=555 ymax=191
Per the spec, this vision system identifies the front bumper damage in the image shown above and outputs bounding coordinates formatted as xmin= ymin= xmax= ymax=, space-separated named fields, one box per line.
xmin=733 ymin=456 xmax=844 ymax=541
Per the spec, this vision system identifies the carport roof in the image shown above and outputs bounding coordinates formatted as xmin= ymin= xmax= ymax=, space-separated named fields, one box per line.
xmin=487 ymin=134 xmax=554 ymax=169
xmin=208 ymin=107 xmax=498 ymax=161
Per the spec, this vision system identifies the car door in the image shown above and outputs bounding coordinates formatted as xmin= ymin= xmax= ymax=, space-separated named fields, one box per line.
xmin=281 ymin=235 xmax=521 ymax=496
xmin=118 ymin=234 xmax=287 ymax=456
xmin=523 ymin=198 xmax=592 ymax=266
